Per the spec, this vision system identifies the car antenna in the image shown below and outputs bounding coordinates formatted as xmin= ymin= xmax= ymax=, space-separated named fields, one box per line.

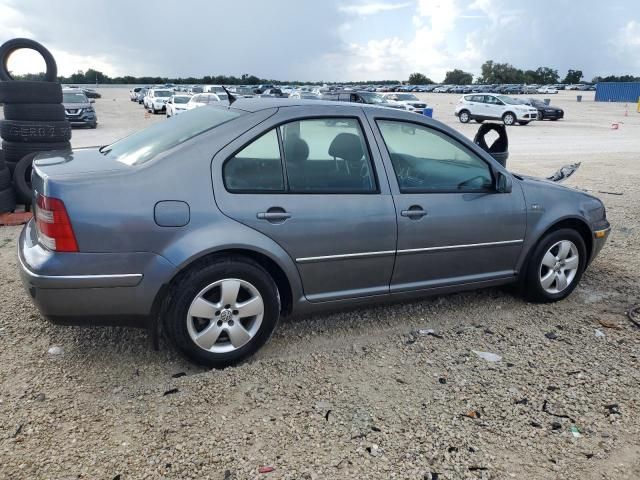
xmin=222 ymin=86 xmax=237 ymax=106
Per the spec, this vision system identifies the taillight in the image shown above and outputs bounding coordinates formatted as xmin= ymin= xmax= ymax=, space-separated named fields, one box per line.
xmin=35 ymin=194 xmax=78 ymax=252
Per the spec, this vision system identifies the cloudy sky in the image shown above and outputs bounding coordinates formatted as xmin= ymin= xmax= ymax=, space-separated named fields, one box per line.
xmin=1 ymin=0 xmax=639 ymax=82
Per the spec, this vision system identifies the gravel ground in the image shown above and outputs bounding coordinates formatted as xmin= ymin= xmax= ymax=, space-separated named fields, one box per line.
xmin=1 ymin=89 xmax=640 ymax=479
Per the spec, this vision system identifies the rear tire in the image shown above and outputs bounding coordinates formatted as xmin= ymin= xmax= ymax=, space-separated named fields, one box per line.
xmin=3 ymin=103 xmax=67 ymax=121
xmin=0 ymin=187 xmax=16 ymax=213
xmin=164 ymin=257 xmax=280 ymax=368
xmin=458 ymin=110 xmax=470 ymax=123
xmin=0 ymin=166 xmax=11 ymax=190
xmin=0 ymin=81 xmax=62 ymax=104
xmin=523 ymin=228 xmax=586 ymax=303
xmin=0 ymin=120 xmax=71 ymax=143
xmin=12 ymin=152 xmax=36 ymax=205
xmin=1 ymin=140 xmax=71 ymax=163
xmin=0 ymin=38 xmax=57 ymax=81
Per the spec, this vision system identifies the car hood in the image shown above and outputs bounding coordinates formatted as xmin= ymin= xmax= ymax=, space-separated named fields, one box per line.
xmin=515 ymin=174 xmax=600 ymax=201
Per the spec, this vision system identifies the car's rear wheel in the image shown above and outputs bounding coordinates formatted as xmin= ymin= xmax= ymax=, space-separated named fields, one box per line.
xmin=523 ymin=228 xmax=586 ymax=303
xmin=458 ymin=110 xmax=470 ymax=123
xmin=502 ymin=112 xmax=516 ymax=126
xmin=165 ymin=257 xmax=280 ymax=368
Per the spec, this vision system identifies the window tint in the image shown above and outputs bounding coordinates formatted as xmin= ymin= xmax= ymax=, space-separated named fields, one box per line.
xmin=470 ymin=95 xmax=484 ymax=103
xmin=223 ymin=130 xmax=284 ymax=192
xmin=279 ymin=118 xmax=376 ymax=193
xmin=376 ymin=120 xmax=493 ymax=192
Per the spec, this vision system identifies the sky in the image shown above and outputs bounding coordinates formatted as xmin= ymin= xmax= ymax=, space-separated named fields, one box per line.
xmin=1 ymin=0 xmax=639 ymax=82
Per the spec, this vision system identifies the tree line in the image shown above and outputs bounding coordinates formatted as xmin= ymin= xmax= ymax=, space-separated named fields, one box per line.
xmin=11 ymin=61 xmax=640 ymax=86
xmin=410 ymin=61 xmax=640 ymax=85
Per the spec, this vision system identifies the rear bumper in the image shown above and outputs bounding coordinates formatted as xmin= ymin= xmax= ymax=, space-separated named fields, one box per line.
xmin=18 ymin=220 xmax=176 ymax=327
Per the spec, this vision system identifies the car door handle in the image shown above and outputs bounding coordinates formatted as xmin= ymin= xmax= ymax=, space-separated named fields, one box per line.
xmin=401 ymin=206 xmax=427 ymax=219
xmin=257 ymin=210 xmax=291 ymax=221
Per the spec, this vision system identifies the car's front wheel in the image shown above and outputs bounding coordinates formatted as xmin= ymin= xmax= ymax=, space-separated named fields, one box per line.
xmin=458 ymin=110 xmax=470 ymax=123
xmin=523 ymin=228 xmax=586 ymax=303
xmin=165 ymin=257 xmax=280 ymax=368
xmin=502 ymin=112 xmax=516 ymax=125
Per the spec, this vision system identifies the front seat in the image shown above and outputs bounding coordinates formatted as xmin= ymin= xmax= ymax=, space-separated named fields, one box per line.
xmin=328 ymin=132 xmax=364 ymax=173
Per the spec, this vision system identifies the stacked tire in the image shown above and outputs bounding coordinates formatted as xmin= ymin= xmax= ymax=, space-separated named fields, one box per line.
xmin=0 ymin=38 xmax=71 ymax=211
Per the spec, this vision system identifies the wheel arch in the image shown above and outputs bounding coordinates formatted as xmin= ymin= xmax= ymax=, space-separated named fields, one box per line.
xmin=519 ymin=216 xmax=593 ymax=278
xmin=152 ymin=247 xmax=295 ymax=324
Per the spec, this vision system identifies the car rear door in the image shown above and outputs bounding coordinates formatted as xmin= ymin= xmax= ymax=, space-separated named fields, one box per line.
xmin=364 ymin=111 xmax=526 ymax=292
xmin=213 ymin=105 xmax=397 ymax=302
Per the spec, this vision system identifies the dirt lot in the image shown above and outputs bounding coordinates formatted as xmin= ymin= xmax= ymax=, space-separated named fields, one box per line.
xmin=1 ymin=89 xmax=639 ymax=479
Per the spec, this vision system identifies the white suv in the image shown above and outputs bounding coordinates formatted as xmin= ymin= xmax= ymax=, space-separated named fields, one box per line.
xmin=455 ymin=93 xmax=538 ymax=125
xmin=144 ymin=89 xmax=174 ymax=114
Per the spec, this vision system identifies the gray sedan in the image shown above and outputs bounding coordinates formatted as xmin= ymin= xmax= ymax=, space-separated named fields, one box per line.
xmin=18 ymin=99 xmax=610 ymax=367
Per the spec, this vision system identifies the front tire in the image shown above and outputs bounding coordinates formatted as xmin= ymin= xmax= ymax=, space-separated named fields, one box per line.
xmin=523 ymin=229 xmax=586 ymax=303
xmin=165 ymin=257 xmax=280 ymax=368
xmin=458 ymin=110 xmax=470 ymax=123
xmin=502 ymin=112 xmax=516 ymax=125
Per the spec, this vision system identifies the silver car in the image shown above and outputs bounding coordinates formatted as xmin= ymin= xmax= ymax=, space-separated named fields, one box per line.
xmin=18 ymin=99 xmax=610 ymax=367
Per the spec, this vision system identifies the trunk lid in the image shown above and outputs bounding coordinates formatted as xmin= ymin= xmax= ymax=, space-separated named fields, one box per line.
xmin=33 ymin=147 xmax=130 ymax=178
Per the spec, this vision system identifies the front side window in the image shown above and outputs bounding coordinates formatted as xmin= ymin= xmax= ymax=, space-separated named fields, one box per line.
xmin=376 ymin=120 xmax=493 ymax=192
xmin=280 ymin=118 xmax=376 ymax=193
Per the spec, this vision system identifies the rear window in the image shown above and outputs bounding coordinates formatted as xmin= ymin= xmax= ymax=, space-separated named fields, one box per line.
xmin=101 ymin=106 xmax=243 ymax=165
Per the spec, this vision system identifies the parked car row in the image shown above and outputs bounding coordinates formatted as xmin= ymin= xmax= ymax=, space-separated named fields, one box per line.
xmin=128 ymin=86 xmax=430 ymax=116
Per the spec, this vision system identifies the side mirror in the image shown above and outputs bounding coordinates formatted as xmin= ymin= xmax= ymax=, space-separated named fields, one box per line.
xmin=497 ymin=171 xmax=512 ymax=193
xmin=89 ymin=99 xmax=95 ymax=104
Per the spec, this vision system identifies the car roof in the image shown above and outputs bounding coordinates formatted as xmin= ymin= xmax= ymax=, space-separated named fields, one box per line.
xmin=227 ymin=97 xmax=401 ymax=113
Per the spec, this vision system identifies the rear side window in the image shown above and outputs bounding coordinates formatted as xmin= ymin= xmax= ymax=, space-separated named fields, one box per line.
xmin=223 ymin=118 xmax=377 ymax=194
xmin=223 ymin=130 xmax=284 ymax=192
xmin=280 ymin=118 xmax=375 ymax=193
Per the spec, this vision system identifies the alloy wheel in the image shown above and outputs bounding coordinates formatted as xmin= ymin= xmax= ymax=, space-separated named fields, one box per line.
xmin=186 ymin=278 xmax=264 ymax=353
xmin=539 ymin=240 xmax=580 ymax=294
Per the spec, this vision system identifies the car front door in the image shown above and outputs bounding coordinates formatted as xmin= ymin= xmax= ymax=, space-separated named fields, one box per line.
xmin=366 ymin=113 xmax=526 ymax=292
xmin=484 ymin=95 xmax=505 ymax=119
xmin=213 ymin=106 xmax=397 ymax=302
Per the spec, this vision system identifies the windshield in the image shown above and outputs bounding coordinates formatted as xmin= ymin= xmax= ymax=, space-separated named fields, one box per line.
xmin=155 ymin=90 xmax=172 ymax=97
xmin=358 ymin=92 xmax=386 ymax=104
xmin=174 ymin=96 xmax=190 ymax=104
xmin=63 ymin=92 xmax=88 ymax=103
xmin=497 ymin=95 xmax=519 ymax=105
xmin=217 ymin=94 xmax=228 ymax=101
xmin=100 ymin=107 xmax=242 ymax=165
xmin=395 ymin=93 xmax=419 ymax=101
